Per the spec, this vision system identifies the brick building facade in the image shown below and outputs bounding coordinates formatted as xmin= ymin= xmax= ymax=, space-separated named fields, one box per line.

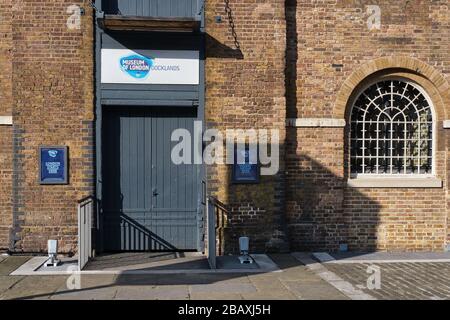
xmin=285 ymin=0 xmax=450 ymax=252
xmin=0 ymin=0 xmax=94 ymax=253
xmin=0 ymin=1 xmax=449 ymax=255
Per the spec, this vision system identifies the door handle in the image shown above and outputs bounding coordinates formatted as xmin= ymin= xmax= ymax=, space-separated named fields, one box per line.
xmin=153 ymin=189 xmax=159 ymax=197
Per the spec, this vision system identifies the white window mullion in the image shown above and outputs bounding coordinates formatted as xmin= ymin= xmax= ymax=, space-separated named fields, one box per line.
xmin=418 ymin=119 xmax=421 ymax=174
xmin=403 ymin=120 xmax=407 ymax=174
xmin=362 ymin=117 xmax=366 ymax=174
xmin=376 ymin=120 xmax=380 ymax=174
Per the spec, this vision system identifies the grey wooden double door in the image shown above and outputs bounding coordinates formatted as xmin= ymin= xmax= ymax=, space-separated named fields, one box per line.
xmin=102 ymin=107 xmax=201 ymax=251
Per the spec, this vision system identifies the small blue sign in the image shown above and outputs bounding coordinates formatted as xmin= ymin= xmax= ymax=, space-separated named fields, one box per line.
xmin=39 ymin=147 xmax=68 ymax=185
xmin=120 ymin=54 xmax=154 ymax=79
xmin=232 ymin=147 xmax=260 ymax=184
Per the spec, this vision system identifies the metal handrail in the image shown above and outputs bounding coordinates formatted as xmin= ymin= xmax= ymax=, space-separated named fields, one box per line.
xmin=208 ymin=196 xmax=229 ymax=212
xmin=77 ymin=195 xmax=96 ymax=204
xmin=78 ymin=195 xmax=96 ymax=270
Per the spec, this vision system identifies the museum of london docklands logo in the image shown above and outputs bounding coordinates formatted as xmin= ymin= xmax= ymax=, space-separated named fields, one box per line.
xmin=171 ymin=123 xmax=280 ymax=176
xmin=119 ymin=54 xmax=183 ymax=80
xmin=120 ymin=54 xmax=154 ymax=79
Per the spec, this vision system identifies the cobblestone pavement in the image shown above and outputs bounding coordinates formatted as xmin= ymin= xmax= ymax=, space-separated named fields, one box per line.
xmin=324 ymin=262 xmax=450 ymax=300
xmin=0 ymin=254 xmax=348 ymax=300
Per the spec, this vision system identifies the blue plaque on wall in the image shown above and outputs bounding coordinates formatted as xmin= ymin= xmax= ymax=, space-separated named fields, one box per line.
xmin=232 ymin=146 xmax=260 ymax=184
xmin=39 ymin=146 xmax=68 ymax=185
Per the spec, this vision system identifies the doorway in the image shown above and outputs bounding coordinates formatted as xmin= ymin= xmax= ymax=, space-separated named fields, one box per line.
xmin=101 ymin=106 xmax=202 ymax=252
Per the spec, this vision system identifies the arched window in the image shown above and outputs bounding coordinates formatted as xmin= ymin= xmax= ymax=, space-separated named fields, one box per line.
xmin=350 ymin=79 xmax=434 ymax=176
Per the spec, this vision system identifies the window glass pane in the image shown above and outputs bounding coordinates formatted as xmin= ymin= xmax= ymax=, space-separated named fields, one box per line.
xmin=350 ymin=80 xmax=433 ymax=175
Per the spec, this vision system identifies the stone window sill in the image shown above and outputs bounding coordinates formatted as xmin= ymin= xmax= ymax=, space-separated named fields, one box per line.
xmin=347 ymin=177 xmax=443 ymax=188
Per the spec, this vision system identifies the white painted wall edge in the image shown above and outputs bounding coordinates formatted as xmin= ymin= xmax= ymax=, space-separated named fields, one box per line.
xmin=348 ymin=177 xmax=443 ymax=188
xmin=286 ymin=118 xmax=346 ymax=128
xmin=0 ymin=116 xmax=13 ymax=125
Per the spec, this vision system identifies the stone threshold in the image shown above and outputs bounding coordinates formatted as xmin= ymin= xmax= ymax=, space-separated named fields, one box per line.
xmin=10 ymin=254 xmax=281 ymax=276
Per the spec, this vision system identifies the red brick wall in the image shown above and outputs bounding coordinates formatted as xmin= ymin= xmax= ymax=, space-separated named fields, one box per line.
xmin=291 ymin=0 xmax=449 ymax=119
xmin=286 ymin=127 xmax=346 ymax=251
xmin=1 ymin=0 xmax=449 ymax=254
xmin=8 ymin=1 xmax=94 ymax=253
xmin=0 ymin=126 xmax=13 ymax=251
xmin=0 ymin=0 xmax=13 ymax=251
xmin=286 ymin=0 xmax=450 ymax=251
xmin=205 ymin=0 xmax=288 ymax=253
xmin=343 ymin=188 xmax=447 ymax=251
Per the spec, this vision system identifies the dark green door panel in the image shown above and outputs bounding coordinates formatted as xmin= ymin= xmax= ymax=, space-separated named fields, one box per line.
xmin=102 ymin=107 xmax=200 ymax=251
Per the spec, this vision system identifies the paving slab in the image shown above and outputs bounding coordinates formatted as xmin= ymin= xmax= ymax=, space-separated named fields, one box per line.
xmin=283 ymin=282 xmax=349 ymax=300
xmin=115 ymin=285 xmax=190 ymax=300
xmin=190 ymin=282 xmax=257 ymax=294
xmin=50 ymin=274 xmax=119 ymax=300
xmin=115 ymin=273 xmax=250 ymax=286
xmin=241 ymin=291 xmax=298 ymax=300
xmin=190 ymin=292 xmax=244 ymax=300
xmin=79 ymin=274 xmax=118 ymax=288
xmin=0 ymin=276 xmax=67 ymax=300
xmin=0 ymin=256 xmax=31 ymax=276
xmin=0 ymin=276 xmax=24 ymax=293
xmin=268 ymin=254 xmax=326 ymax=282
xmin=51 ymin=286 xmax=118 ymax=300
xmin=277 ymin=267 xmax=325 ymax=282
xmin=248 ymin=278 xmax=289 ymax=291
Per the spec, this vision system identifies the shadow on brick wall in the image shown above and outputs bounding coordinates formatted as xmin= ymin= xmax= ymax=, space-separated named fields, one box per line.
xmin=205 ymin=34 xmax=244 ymax=60
xmin=213 ymin=140 xmax=289 ymax=255
xmin=286 ymin=151 xmax=381 ymax=252
xmin=284 ymin=0 xmax=381 ymax=252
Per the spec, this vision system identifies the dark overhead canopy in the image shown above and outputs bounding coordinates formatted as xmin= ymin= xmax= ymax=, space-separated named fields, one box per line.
xmin=100 ymin=15 xmax=201 ymax=33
